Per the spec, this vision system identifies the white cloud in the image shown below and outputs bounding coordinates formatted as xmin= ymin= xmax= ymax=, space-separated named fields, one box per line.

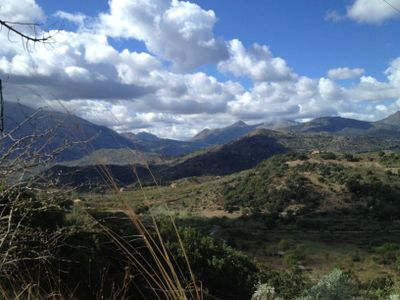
xmin=376 ymin=104 xmax=388 ymax=111
xmin=346 ymin=75 xmax=400 ymax=101
xmin=347 ymin=0 xmax=400 ymax=24
xmin=319 ymin=78 xmax=344 ymax=100
xmin=218 ymin=39 xmax=296 ymax=82
xmin=98 ymin=0 xmax=228 ymax=71
xmin=2 ymin=0 xmax=400 ymax=139
xmin=327 ymin=67 xmax=365 ymax=80
xmin=54 ymin=11 xmax=87 ymax=27
xmin=65 ymin=66 xmax=91 ymax=81
xmin=116 ymin=50 xmax=162 ymax=85
xmin=0 ymin=0 xmax=44 ymax=23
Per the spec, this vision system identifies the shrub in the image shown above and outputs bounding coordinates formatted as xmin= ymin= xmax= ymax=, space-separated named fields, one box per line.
xmin=320 ymin=152 xmax=337 ymax=160
xmin=300 ymin=269 xmax=358 ymax=300
xmin=251 ymin=283 xmax=283 ymax=300
xmin=163 ymin=225 xmax=260 ymax=300
xmin=343 ymin=153 xmax=359 ymax=162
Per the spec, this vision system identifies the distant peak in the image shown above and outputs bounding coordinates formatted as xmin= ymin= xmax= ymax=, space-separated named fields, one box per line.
xmin=231 ymin=120 xmax=248 ymax=127
xmin=378 ymin=110 xmax=400 ymax=126
xmin=137 ymin=131 xmax=157 ymax=137
xmin=136 ymin=131 xmax=159 ymax=141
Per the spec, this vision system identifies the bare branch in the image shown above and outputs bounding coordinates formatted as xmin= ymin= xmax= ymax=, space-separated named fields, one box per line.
xmin=0 ymin=19 xmax=56 ymax=45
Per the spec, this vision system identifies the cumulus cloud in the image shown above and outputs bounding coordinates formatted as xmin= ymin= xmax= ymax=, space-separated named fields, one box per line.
xmin=0 ymin=0 xmax=44 ymax=23
xmin=327 ymin=67 xmax=365 ymax=80
xmin=2 ymin=0 xmax=400 ymax=139
xmin=218 ymin=39 xmax=296 ymax=82
xmin=98 ymin=0 xmax=228 ymax=71
xmin=347 ymin=0 xmax=400 ymax=24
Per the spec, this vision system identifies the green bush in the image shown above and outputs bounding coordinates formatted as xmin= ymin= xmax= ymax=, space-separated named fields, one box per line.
xmin=163 ymin=225 xmax=260 ymax=300
xmin=320 ymin=152 xmax=337 ymax=160
xmin=299 ymin=269 xmax=358 ymax=300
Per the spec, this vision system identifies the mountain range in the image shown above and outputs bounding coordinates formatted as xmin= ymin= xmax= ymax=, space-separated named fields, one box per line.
xmin=2 ymin=101 xmax=400 ymax=187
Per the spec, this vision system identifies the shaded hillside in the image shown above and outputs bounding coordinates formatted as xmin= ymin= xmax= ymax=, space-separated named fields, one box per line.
xmin=1 ymin=102 xmax=138 ymax=160
xmin=160 ymin=133 xmax=289 ymax=180
xmin=46 ymin=164 xmax=159 ymax=188
xmin=47 ymin=132 xmax=288 ymax=187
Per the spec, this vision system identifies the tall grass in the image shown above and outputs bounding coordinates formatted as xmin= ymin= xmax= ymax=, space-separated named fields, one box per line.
xmin=0 ymin=96 xmax=202 ymax=299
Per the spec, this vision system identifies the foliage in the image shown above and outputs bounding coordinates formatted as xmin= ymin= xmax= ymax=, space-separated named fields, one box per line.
xmin=299 ymin=269 xmax=358 ymax=300
xmin=223 ymin=154 xmax=321 ymax=215
xmin=258 ymin=266 xmax=307 ymax=299
xmin=251 ymin=283 xmax=283 ymax=300
xmin=163 ymin=224 xmax=260 ymax=300
xmin=319 ymin=152 xmax=337 ymax=160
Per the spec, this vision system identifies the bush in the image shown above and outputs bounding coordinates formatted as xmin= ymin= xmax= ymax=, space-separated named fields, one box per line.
xmin=320 ymin=152 xmax=337 ymax=160
xmin=300 ymin=269 xmax=358 ymax=300
xmin=258 ymin=266 xmax=307 ymax=299
xmin=251 ymin=283 xmax=283 ymax=300
xmin=163 ymin=225 xmax=260 ymax=300
xmin=283 ymin=244 xmax=306 ymax=266
xmin=343 ymin=153 xmax=359 ymax=162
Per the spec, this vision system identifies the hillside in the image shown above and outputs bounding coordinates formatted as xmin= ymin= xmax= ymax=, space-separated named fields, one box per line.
xmin=376 ymin=111 xmax=400 ymax=127
xmin=1 ymin=102 xmax=138 ymax=160
xmin=82 ymin=150 xmax=400 ymax=288
xmin=221 ymin=151 xmax=400 ymax=219
xmin=48 ymin=126 xmax=400 ymax=187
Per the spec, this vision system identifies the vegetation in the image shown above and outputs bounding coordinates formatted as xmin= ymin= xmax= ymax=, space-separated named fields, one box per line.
xmin=3 ymin=106 xmax=400 ymax=299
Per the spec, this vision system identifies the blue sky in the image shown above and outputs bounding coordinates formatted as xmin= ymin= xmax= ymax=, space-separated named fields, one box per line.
xmin=1 ymin=0 xmax=400 ymax=138
xmin=36 ymin=0 xmax=400 ymax=80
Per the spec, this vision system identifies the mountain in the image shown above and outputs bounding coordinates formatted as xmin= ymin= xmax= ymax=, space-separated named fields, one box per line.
xmin=1 ymin=102 xmax=138 ymax=160
xmin=161 ymin=130 xmax=288 ymax=179
xmin=190 ymin=120 xmax=296 ymax=146
xmin=8 ymin=100 xmax=400 ymax=178
xmin=46 ymin=125 xmax=400 ymax=188
xmin=46 ymin=130 xmax=289 ymax=187
xmin=376 ymin=111 xmax=400 ymax=127
xmin=287 ymin=116 xmax=374 ymax=133
xmin=190 ymin=120 xmax=256 ymax=145
xmin=122 ymin=120 xmax=297 ymax=156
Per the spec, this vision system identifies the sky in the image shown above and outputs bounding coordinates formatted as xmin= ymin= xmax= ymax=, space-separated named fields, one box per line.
xmin=0 ymin=0 xmax=400 ymax=139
